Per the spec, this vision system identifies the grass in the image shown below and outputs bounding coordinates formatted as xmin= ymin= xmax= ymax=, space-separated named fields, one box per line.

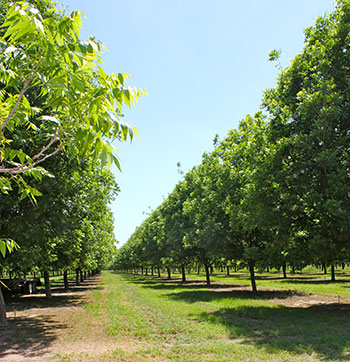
xmin=3 ymin=268 xmax=350 ymax=361
xmin=63 ymin=271 xmax=350 ymax=362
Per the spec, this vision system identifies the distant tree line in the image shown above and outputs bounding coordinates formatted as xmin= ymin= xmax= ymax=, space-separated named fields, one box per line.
xmin=113 ymin=0 xmax=350 ymax=292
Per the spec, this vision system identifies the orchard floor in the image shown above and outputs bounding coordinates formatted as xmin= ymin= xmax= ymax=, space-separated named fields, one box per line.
xmin=1 ymin=272 xmax=350 ymax=361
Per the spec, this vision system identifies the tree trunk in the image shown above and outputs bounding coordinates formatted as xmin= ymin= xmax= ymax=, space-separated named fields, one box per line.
xmin=210 ymin=265 xmax=213 ymax=275
xmin=181 ymin=265 xmax=186 ymax=282
xmin=166 ymin=267 xmax=171 ymax=280
xmin=331 ymin=264 xmax=336 ymax=281
xmin=157 ymin=268 xmax=161 ymax=278
xmin=226 ymin=266 xmax=230 ymax=276
xmin=197 ymin=265 xmax=200 ymax=274
xmin=44 ymin=270 xmax=52 ymax=298
xmin=151 ymin=267 xmax=154 ymax=276
xmin=322 ymin=263 xmax=327 ymax=274
xmin=205 ymin=264 xmax=210 ymax=286
xmin=80 ymin=269 xmax=84 ymax=283
xmin=266 ymin=265 xmax=270 ymax=273
xmin=282 ymin=263 xmax=287 ymax=279
xmin=248 ymin=260 xmax=257 ymax=293
xmin=64 ymin=270 xmax=69 ymax=291
xmin=75 ymin=269 xmax=79 ymax=285
xmin=0 ymin=287 xmax=8 ymax=327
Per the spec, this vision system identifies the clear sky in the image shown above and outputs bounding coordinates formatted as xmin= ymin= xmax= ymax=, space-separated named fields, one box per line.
xmin=62 ymin=0 xmax=334 ymax=246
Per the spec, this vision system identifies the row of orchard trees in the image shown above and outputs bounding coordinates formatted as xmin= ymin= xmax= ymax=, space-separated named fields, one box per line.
xmin=0 ymin=156 xmax=118 ymax=297
xmin=0 ymin=0 xmax=144 ymax=326
xmin=114 ymin=0 xmax=350 ymax=291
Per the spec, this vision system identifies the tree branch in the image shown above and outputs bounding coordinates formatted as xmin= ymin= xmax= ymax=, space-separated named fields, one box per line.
xmin=0 ymin=76 xmax=32 ymax=133
xmin=0 ymin=133 xmax=62 ymax=175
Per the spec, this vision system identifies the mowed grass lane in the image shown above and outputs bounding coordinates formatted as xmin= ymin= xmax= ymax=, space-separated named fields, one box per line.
xmin=63 ymin=271 xmax=350 ymax=362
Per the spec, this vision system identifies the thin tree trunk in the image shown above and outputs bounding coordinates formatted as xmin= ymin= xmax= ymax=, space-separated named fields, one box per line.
xmin=157 ymin=268 xmax=161 ymax=278
xmin=80 ymin=269 xmax=84 ymax=283
xmin=64 ymin=270 xmax=69 ymax=291
xmin=248 ymin=260 xmax=257 ymax=293
xmin=181 ymin=265 xmax=186 ymax=282
xmin=205 ymin=264 xmax=210 ymax=286
xmin=282 ymin=263 xmax=287 ymax=279
xmin=75 ymin=269 xmax=79 ymax=285
xmin=151 ymin=267 xmax=154 ymax=276
xmin=44 ymin=270 xmax=52 ymax=298
xmin=166 ymin=267 xmax=171 ymax=280
xmin=331 ymin=264 xmax=336 ymax=281
xmin=322 ymin=263 xmax=327 ymax=274
xmin=226 ymin=266 xmax=230 ymax=276
xmin=0 ymin=287 xmax=8 ymax=327
xmin=266 ymin=265 xmax=270 ymax=273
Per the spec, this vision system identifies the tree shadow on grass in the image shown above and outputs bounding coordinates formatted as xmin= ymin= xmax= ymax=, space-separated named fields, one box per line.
xmin=196 ymin=303 xmax=350 ymax=361
xmin=4 ymin=277 xmax=102 ymax=312
xmin=4 ymin=293 xmax=86 ymax=312
xmin=0 ymin=314 xmax=66 ymax=360
xmin=165 ymin=288 xmax=298 ymax=303
xmin=280 ymin=278 xmax=350 ymax=285
xmin=120 ymin=275 xmax=303 ymax=299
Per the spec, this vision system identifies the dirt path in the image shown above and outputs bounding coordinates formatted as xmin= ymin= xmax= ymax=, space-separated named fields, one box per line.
xmin=0 ymin=275 xmax=119 ymax=362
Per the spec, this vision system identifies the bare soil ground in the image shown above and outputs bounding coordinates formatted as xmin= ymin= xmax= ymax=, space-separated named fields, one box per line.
xmin=0 ymin=275 xmax=119 ymax=362
xmin=1 ymin=274 xmax=350 ymax=361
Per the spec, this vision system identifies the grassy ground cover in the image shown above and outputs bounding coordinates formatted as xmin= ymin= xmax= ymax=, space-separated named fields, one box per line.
xmin=2 ymin=270 xmax=350 ymax=361
xmin=61 ymin=271 xmax=350 ymax=361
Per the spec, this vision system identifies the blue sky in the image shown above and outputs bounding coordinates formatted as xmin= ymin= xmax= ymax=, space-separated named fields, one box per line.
xmin=63 ymin=0 xmax=334 ymax=246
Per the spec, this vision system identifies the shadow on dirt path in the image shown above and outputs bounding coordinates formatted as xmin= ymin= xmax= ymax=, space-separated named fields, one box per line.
xmin=0 ymin=274 xmax=102 ymax=361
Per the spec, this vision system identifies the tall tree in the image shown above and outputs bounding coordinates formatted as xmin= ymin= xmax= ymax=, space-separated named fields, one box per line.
xmin=262 ymin=0 xmax=350 ymax=280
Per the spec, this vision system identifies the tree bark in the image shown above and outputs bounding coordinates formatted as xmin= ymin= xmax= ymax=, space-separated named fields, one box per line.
xmin=75 ymin=269 xmax=79 ymax=285
xmin=0 ymin=286 xmax=8 ymax=327
xmin=64 ymin=270 xmax=69 ymax=291
xmin=282 ymin=263 xmax=287 ymax=279
xmin=248 ymin=260 xmax=257 ymax=293
xmin=322 ymin=263 xmax=327 ymax=274
xmin=80 ymin=270 xmax=84 ymax=283
xmin=157 ymin=268 xmax=161 ymax=278
xmin=166 ymin=267 xmax=171 ymax=280
xmin=331 ymin=264 xmax=336 ymax=281
xmin=205 ymin=264 xmax=210 ymax=286
xmin=44 ymin=270 xmax=52 ymax=298
xmin=226 ymin=266 xmax=230 ymax=276
xmin=181 ymin=265 xmax=186 ymax=282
